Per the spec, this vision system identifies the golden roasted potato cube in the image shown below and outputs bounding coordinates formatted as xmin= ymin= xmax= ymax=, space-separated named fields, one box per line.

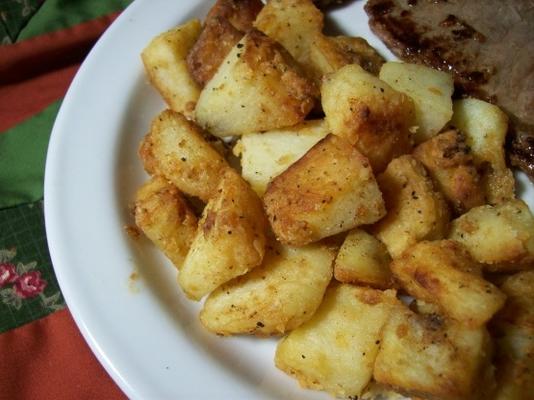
xmin=449 ymin=200 xmax=534 ymax=271
xmin=139 ymin=110 xmax=229 ymax=202
xmin=264 ymin=134 xmax=386 ymax=246
xmin=206 ymin=0 xmax=263 ymax=31
xmin=275 ymin=284 xmax=398 ymax=398
xmin=491 ymin=271 xmax=534 ymax=400
xmin=379 ymin=61 xmax=454 ymax=144
xmin=391 ymin=240 xmax=506 ymax=327
xmin=254 ymin=0 xmax=323 ymax=76
xmin=200 ymin=242 xmax=335 ymax=336
xmin=413 ymin=129 xmax=485 ymax=214
xmin=233 ymin=119 xmax=329 ymax=196
xmin=451 ymin=98 xmax=515 ymax=204
xmin=186 ymin=0 xmax=263 ymax=86
xmin=322 ymin=64 xmax=415 ymax=172
xmin=194 ymin=29 xmax=316 ymax=137
xmin=309 ymin=35 xmax=384 ymax=79
xmin=498 ymin=270 xmax=534 ymax=314
xmin=372 ymin=155 xmax=450 ymax=258
xmin=177 ymin=169 xmax=267 ymax=300
xmin=141 ymin=20 xmax=202 ymax=119
xmin=134 ymin=177 xmax=197 ymax=269
xmin=333 ymin=228 xmax=392 ymax=289
xmin=374 ymin=305 xmax=493 ymax=400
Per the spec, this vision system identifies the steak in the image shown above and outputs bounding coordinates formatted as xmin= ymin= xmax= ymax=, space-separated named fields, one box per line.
xmin=365 ymin=0 xmax=534 ymax=180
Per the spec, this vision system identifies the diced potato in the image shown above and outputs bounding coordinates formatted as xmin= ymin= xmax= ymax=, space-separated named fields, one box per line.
xmin=491 ymin=271 xmax=534 ymax=400
xmin=139 ymin=110 xmax=229 ymax=202
xmin=264 ymin=134 xmax=385 ymax=246
xmin=309 ymin=35 xmax=384 ymax=79
xmin=254 ymin=0 xmax=323 ymax=76
xmin=134 ymin=177 xmax=197 ymax=269
xmin=413 ymin=129 xmax=485 ymax=214
xmin=207 ymin=0 xmax=263 ymax=31
xmin=451 ymin=98 xmax=515 ymax=204
xmin=200 ymin=242 xmax=335 ymax=336
xmin=411 ymin=298 xmax=445 ymax=316
xmin=499 ymin=270 xmax=534 ymax=312
xmin=275 ymin=284 xmax=398 ymax=398
xmin=234 ymin=120 xmax=329 ymax=196
xmin=391 ymin=240 xmax=506 ymax=327
xmin=177 ymin=169 xmax=267 ymax=300
xmin=449 ymin=200 xmax=534 ymax=271
xmin=141 ymin=20 xmax=202 ymax=119
xmin=194 ymin=29 xmax=317 ymax=137
xmin=322 ymin=64 xmax=415 ymax=172
xmin=379 ymin=62 xmax=454 ymax=144
xmin=372 ymin=155 xmax=450 ymax=258
xmin=186 ymin=0 xmax=263 ymax=86
xmin=374 ymin=304 xmax=493 ymax=400
xmin=359 ymin=384 xmax=411 ymax=400
xmin=333 ymin=228 xmax=392 ymax=289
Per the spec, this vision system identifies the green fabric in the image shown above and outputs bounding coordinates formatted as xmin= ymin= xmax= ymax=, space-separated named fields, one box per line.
xmin=0 ymin=201 xmax=65 ymax=333
xmin=0 ymin=0 xmax=42 ymax=43
xmin=0 ymin=101 xmax=60 ymax=209
xmin=0 ymin=15 xmax=12 ymax=45
xmin=18 ymin=0 xmax=132 ymax=41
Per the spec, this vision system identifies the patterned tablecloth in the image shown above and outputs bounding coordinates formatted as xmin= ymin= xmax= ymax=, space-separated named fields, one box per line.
xmin=0 ymin=1 xmax=132 ymax=398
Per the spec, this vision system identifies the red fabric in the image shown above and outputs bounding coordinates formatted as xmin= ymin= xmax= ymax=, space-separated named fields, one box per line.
xmin=0 ymin=309 xmax=126 ymax=400
xmin=0 ymin=12 xmax=119 ymax=132
xmin=0 ymin=64 xmax=79 ymax=132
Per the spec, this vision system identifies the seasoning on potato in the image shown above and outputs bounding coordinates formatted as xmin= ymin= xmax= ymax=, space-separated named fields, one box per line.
xmin=263 ymin=133 xmax=385 ymax=246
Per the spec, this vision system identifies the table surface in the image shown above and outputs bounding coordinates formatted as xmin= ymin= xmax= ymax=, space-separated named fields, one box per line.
xmin=0 ymin=1 xmax=131 ymax=398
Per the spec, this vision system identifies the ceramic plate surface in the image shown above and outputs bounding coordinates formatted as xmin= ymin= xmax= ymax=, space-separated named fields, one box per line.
xmin=44 ymin=1 xmax=534 ymax=399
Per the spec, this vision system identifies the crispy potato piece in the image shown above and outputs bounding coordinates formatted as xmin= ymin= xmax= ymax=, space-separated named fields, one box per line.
xmin=187 ymin=18 xmax=242 ymax=87
xmin=491 ymin=271 xmax=534 ymax=400
xmin=254 ymin=0 xmax=323 ymax=77
xmin=449 ymin=200 xmax=534 ymax=272
xmin=322 ymin=64 xmax=415 ymax=172
xmin=360 ymin=384 xmax=411 ymax=400
xmin=275 ymin=284 xmax=398 ymax=398
xmin=200 ymin=242 xmax=335 ymax=336
xmin=194 ymin=29 xmax=316 ymax=137
xmin=134 ymin=177 xmax=197 ymax=269
xmin=374 ymin=305 xmax=494 ymax=400
xmin=207 ymin=0 xmax=262 ymax=31
xmin=379 ymin=62 xmax=454 ymax=144
xmin=372 ymin=155 xmax=450 ymax=258
xmin=451 ymin=98 xmax=515 ymax=204
xmin=233 ymin=120 xmax=329 ymax=196
xmin=333 ymin=228 xmax=392 ymax=289
xmin=413 ymin=129 xmax=485 ymax=214
xmin=498 ymin=270 xmax=534 ymax=313
xmin=264 ymin=134 xmax=385 ymax=246
xmin=141 ymin=20 xmax=202 ymax=119
xmin=187 ymin=0 xmax=263 ymax=86
xmin=309 ymin=34 xmax=384 ymax=79
xmin=177 ymin=169 xmax=267 ymax=300
xmin=391 ymin=240 xmax=506 ymax=327
xmin=139 ymin=110 xmax=229 ymax=202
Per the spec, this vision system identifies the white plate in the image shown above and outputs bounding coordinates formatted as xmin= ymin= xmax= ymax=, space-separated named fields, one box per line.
xmin=44 ymin=1 xmax=533 ymax=399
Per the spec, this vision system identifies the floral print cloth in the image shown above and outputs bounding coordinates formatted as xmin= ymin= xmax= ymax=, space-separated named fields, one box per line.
xmin=0 ymin=202 xmax=65 ymax=333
